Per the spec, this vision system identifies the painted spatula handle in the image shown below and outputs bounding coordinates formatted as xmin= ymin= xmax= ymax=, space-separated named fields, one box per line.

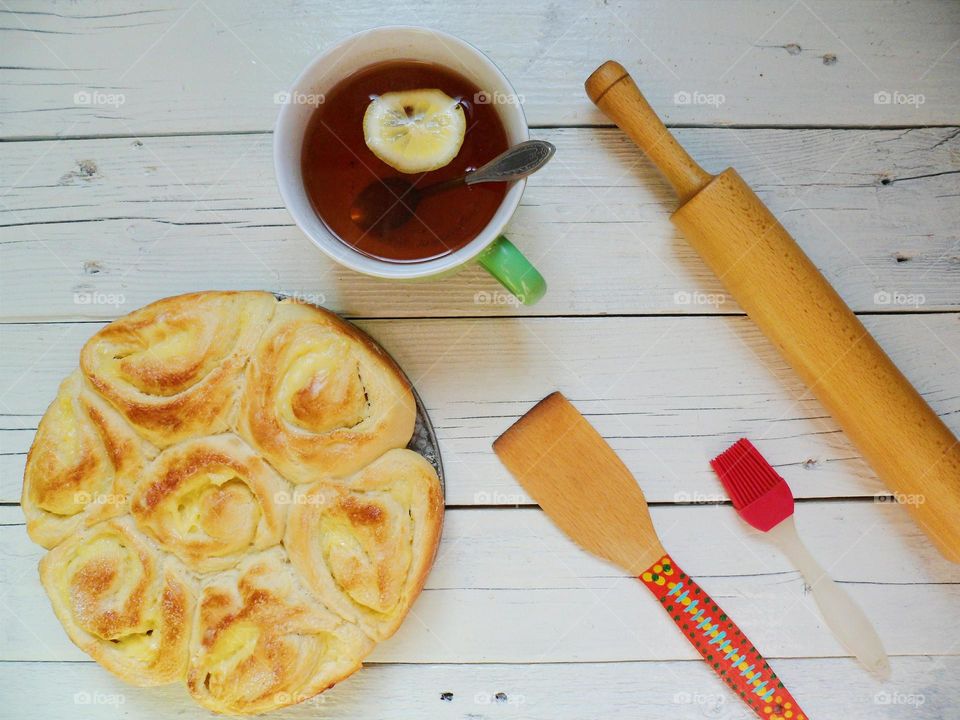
xmin=639 ymin=554 xmax=808 ymax=720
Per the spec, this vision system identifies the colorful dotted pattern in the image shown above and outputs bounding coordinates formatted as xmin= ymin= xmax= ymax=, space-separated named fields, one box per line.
xmin=639 ymin=555 xmax=807 ymax=720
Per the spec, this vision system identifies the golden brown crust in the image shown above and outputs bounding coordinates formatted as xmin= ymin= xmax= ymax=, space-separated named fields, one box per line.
xmin=24 ymin=291 xmax=442 ymax=714
xmin=22 ymin=371 xmax=157 ymax=548
xmin=285 ymin=448 xmax=443 ymax=640
xmin=80 ymin=291 xmax=275 ymax=447
xmin=236 ymin=300 xmax=416 ymax=483
xmin=38 ymin=517 xmax=196 ymax=686
xmin=130 ymin=434 xmax=289 ymax=573
xmin=185 ymin=547 xmax=373 ymax=714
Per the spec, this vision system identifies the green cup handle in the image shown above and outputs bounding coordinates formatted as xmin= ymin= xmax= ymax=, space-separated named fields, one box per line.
xmin=476 ymin=235 xmax=547 ymax=306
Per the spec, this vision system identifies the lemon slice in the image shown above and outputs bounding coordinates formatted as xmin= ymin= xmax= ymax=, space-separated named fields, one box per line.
xmin=363 ymin=89 xmax=466 ymax=174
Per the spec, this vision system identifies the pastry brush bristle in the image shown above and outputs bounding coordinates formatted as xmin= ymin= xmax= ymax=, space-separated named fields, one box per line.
xmin=710 ymin=438 xmax=784 ymax=509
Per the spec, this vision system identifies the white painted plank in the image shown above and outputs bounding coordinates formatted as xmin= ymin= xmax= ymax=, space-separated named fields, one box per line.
xmin=1 ymin=127 xmax=958 ymax=320
xmin=1 ymin=0 xmax=959 ymax=138
xmin=4 ymin=2 xmax=957 ymax=715
xmin=1 ymin=315 xmax=957 ymax=505
xmin=3 ymin=501 xmax=959 ymax=664
xmin=0 ymin=656 xmax=953 ymax=719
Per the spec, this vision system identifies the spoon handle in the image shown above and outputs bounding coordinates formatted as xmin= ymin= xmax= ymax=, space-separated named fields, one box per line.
xmin=465 ymin=139 xmax=555 ymax=185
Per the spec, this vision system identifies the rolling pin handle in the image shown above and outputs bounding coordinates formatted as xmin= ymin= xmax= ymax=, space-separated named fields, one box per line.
xmin=585 ymin=61 xmax=713 ymax=204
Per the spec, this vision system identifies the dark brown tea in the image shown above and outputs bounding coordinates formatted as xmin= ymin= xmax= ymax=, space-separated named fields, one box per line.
xmin=301 ymin=60 xmax=510 ymax=263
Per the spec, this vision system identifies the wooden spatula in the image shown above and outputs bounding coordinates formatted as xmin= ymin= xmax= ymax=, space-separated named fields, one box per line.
xmin=494 ymin=392 xmax=808 ymax=720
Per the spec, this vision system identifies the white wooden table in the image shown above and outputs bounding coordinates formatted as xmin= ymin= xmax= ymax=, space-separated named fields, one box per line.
xmin=1 ymin=2 xmax=959 ymax=718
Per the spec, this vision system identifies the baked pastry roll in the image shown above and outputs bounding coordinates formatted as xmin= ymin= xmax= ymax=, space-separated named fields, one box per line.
xmin=285 ymin=448 xmax=443 ymax=640
xmin=39 ymin=517 xmax=195 ymax=686
xmin=24 ymin=291 xmax=443 ymax=713
xmin=80 ymin=291 xmax=275 ymax=447
xmin=22 ymin=371 xmax=155 ymax=549
xmin=186 ymin=547 xmax=373 ymax=714
xmin=130 ymin=434 xmax=289 ymax=573
xmin=237 ymin=300 xmax=416 ymax=482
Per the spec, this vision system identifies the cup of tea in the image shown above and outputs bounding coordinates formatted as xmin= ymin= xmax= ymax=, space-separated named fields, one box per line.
xmin=273 ymin=26 xmax=546 ymax=305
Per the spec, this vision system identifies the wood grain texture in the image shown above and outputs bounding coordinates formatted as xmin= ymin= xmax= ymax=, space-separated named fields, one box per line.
xmin=1 ymin=657 xmax=955 ymax=719
xmin=584 ymin=59 xmax=960 ymax=559
xmin=1 ymin=0 xmax=958 ymax=138
xmin=1 ymin=127 xmax=958 ymax=320
xmin=2 ymin=315 xmax=957 ymax=506
xmin=494 ymin=392 xmax=666 ymax=574
xmin=494 ymin=393 xmax=810 ymax=717
xmin=4 ymin=501 xmax=959 ymax=664
xmin=586 ymin=60 xmax=713 ymax=203
xmin=584 ymin=65 xmax=960 ymax=560
xmin=675 ymin=167 xmax=960 ymax=561
xmin=2 ymin=2 xmax=959 ymax=715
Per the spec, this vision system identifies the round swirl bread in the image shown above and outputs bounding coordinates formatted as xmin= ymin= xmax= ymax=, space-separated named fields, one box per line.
xmin=39 ymin=517 xmax=196 ymax=686
xmin=186 ymin=547 xmax=374 ymax=714
xmin=285 ymin=448 xmax=444 ymax=640
xmin=23 ymin=371 xmax=157 ymax=549
xmin=130 ymin=434 xmax=290 ymax=573
xmin=237 ymin=300 xmax=416 ymax=482
xmin=23 ymin=291 xmax=443 ymax=714
xmin=80 ymin=291 xmax=276 ymax=447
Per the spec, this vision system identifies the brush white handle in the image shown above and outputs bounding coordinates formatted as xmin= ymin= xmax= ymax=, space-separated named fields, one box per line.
xmin=768 ymin=516 xmax=890 ymax=678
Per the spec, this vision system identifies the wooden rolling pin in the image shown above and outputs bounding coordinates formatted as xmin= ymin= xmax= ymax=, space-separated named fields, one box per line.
xmin=585 ymin=60 xmax=960 ymax=563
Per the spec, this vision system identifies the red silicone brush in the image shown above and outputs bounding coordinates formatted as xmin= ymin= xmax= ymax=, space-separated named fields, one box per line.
xmin=712 ymin=439 xmax=890 ymax=678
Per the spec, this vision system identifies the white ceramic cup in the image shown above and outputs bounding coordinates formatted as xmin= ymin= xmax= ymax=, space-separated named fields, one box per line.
xmin=273 ymin=25 xmax=546 ymax=304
